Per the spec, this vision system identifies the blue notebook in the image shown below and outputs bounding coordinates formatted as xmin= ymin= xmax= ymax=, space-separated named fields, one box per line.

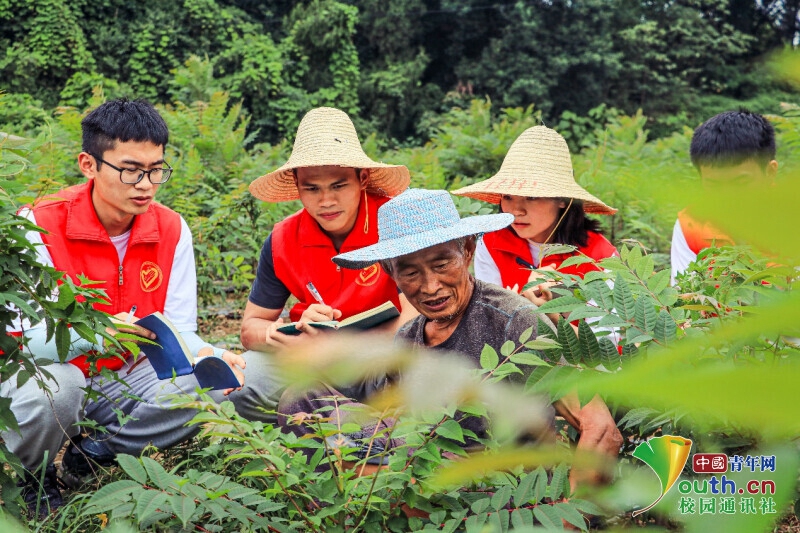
xmin=134 ymin=312 xmax=241 ymax=390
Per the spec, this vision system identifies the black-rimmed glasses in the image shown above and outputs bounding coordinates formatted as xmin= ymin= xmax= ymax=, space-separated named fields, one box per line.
xmin=92 ymin=154 xmax=173 ymax=185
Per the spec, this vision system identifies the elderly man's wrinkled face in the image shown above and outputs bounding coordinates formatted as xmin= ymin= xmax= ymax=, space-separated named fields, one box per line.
xmin=388 ymin=239 xmax=475 ymax=321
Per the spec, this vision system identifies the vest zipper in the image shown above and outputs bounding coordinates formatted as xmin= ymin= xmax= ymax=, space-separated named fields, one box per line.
xmin=118 ymin=265 xmax=123 ymax=285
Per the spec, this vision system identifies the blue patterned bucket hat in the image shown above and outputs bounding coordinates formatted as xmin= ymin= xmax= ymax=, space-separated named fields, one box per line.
xmin=333 ymin=189 xmax=513 ymax=270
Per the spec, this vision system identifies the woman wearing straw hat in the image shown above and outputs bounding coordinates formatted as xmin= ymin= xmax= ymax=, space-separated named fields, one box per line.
xmin=452 ymin=125 xmax=617 ymax=305
xmin=241 ymin=107 xmax=417 ymax=350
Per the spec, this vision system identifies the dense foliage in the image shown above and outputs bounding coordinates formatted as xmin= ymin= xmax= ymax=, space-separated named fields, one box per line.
xmin=1 ymin=0 xmax=799 ymax=143
xmin=2 ymin=2 xmax=800 ymax=531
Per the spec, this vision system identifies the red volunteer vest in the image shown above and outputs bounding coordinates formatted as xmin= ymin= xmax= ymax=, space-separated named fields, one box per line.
xmin=32 ymin=181 xmax=181 ymax=376
xmin=482 ymin=227 xmax=617 ymax=292
xmin=677 ymin=208 xmax=734 ymax=255
xmin=271 ymin=193 xmax=401 ymax=322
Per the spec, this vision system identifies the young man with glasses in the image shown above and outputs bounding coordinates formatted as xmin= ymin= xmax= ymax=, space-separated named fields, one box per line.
xmin=1 ymin=99 xmax=278 ymax=516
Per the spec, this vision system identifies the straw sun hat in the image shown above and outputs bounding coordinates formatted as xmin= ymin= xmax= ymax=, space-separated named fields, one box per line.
xmin=333 ymin=189 xmax=513 ymax=270
xmin=451 ymin=126 xmax=616 ymax=215
xmin=249 ymin=107 xmax=410 ymax=202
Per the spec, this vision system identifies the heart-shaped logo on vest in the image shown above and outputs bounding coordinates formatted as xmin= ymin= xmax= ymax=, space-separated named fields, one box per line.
xmin=140 ymin=261 xmax=163 ymax=292
xmin=355 ymin=263 xmax=381 ymax=287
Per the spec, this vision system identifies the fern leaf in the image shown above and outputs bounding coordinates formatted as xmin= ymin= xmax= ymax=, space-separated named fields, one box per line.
xmin=598 ymin=337 xmax=620 ymax=371
xmin=634 ymin=296 xmax=658 ymax=333
xmin=654 ymin=309 xmax=677 ymax=344
xmin=557 ymin=318 xmax=581 ymax=364
xmin=613 ymin=273 xmax=635 ymax=321
xmin=578 ymin=320 xmax=601 ymax=367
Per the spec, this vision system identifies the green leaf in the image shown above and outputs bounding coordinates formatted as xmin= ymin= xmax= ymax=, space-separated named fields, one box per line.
xmin=658 ymin=286 xmax=679 ymax=307
xmin=518 ymin=326 xmax=533 ymax=344
xmin=541 ymin=244 xmax=578 ymax=258
xmin=524 ymin=338 xmax=561 ymax=351
xmin=169 ymin=494 xmax=197 ymax=528
xmin=480 ymin=344 xmax=499 ymax=370
xmin=577 ymin=320 xmax=601 ymax=367
xmin=654 ymin=309 xmax=677 ymax=345
xmin=634 ymin=253 xmax=654 ymax=280
xmin=514 ymin=470 xmax=537 ymax=505
xmin=598 ymin=338 xmax=620 ymax=371
xmin=470 ymin=496 xmax=490 ymax=514
xmin=535 ymin=296 xmax=586 ymax=314
xmin=557 ymin=319 xmax=581 ymax=365
xmin=0 ymin=397 xmax=20 ymax=434
xmin=71 ymin=321 xmax=97 ymax=343
xmin=532 ymin=467 xmax=547 ymax=503
xmin=85 ymin=480 xmax=141 ymax=510
xmin=596 ymin=314 xmax=628 ymax=328
xmin=55 ymin=321 xmax=70 ymax=361
xmin=558 ymin=255 xmax=595 ymax=268
xmin=490 ymin=484 xmax=512 ymax=511
xmin=510 ymin=351 xmax=551 ymax=367
xmin=585 ymin=280 xmax=614 ymax=310
xmin=625 ymin=244 xmax=642 ymax=271
xmin=533 ymin=503 xmax=562 ymax=529
xmin=511 ymin=508 xmax=534 ymax=528
xmin=470 ymin=497 xmax=490 ymax=515
xmin=569 ymin=498 xmax=605 ymax=516
xmin=634 ymin=296 xmax=658 ymax=333
xmin=554 ymin=502 xmax=588 ymax=531
xmin=135 ymin=490 xmax=169 ymax=525
xmin=117 ymin=454 xmax=147 ymax=485
xmin=549 ymin=463 xmax=569 ymax=500
xmin=646 ymin=269 xmax=670 ymax=295
xmin=500 ymin=339 xmax=516 ymax=357
xmin=613 ymin=273 xmax=635 ymax=321
xmin=435 ymin=419 xmax=465 ymax=443
xmin=565 ymin=306 xmax=608 ymax=322
xmin=141 ymin=456 xmax=174 ymax=490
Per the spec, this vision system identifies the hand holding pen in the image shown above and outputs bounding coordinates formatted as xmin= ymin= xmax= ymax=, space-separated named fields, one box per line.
xmin=107 ymin=304 xmax=155 ymax=342
xmin=299 ymin=282 xmax=342 ymax=324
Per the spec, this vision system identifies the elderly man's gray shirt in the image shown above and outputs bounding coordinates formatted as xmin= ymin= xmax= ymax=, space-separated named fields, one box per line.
xmin=396 ymin=279 xmax=552 ymax=381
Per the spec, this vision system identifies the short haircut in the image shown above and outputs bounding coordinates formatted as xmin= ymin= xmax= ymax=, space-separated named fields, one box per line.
xmin=81 ymin=98 xmax=169 ymax=158
xmin=690 ymin=110 xmax=776 ymax=170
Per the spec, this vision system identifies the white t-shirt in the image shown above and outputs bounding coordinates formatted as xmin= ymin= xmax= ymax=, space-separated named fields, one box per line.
xmin=12 ymin=208 xmax=218 ymax=360
xmin=475 ymin=237 xmax=543 ymax=290
xmin=670 ymin=219 xmax=697 ymax=285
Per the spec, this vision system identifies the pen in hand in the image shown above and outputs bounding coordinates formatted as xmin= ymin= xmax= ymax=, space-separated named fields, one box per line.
xmin=515 ymin=257 xmax=535 ymax=270
xmin=125 ymin=305 xmax=137 ymax=324
xmin=306 ymin=283 xmax=326 ymax=306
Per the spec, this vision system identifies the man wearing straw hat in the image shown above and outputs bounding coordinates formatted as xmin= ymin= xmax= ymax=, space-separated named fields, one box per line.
xmin=283 ymin=189 xmax=622 ymax=484
xmin=241 ymin=107 xmax=417 ymax=351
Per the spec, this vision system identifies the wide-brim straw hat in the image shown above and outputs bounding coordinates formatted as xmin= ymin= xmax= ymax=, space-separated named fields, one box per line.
xmin=334 ymin=189 xmax=513 ymax=270
xmin=451 ymin=125 xmax=616 ymax=215
xmin=249 ymin=107 xmax=410 ymax=202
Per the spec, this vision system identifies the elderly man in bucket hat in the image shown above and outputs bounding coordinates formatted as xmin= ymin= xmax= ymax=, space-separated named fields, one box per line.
xmin=283 ymin=189 xmax=622 ymax=487
xmin=241 ymin=107 xmax=417 ymax=352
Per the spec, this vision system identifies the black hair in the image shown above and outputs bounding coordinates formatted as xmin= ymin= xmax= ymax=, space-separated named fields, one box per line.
xmin=549 ymin=199 xmax=602 ymax=248
xmin=690 ymin=109 xmax=776 ymax=170
xmin=81 ymin=98 xmax=169 ymax=158
xmin=501 ymin=198 xmax=602 ymax=248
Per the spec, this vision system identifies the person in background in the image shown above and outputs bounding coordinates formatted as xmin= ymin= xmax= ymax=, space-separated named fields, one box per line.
xmin=670 ymin=110 xmax=777 ymax=283
xmin=452 ymin=126 xmax=617 ymax=310
xmin=1 ymin=98 xmax=275 ymax=516
xmin=240 ymin=107 xmax=417 ymax=353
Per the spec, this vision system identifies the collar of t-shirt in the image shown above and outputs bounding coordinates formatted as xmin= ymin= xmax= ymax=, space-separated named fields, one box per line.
xmin=109 ymin=229 xmax=131 ymax=263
